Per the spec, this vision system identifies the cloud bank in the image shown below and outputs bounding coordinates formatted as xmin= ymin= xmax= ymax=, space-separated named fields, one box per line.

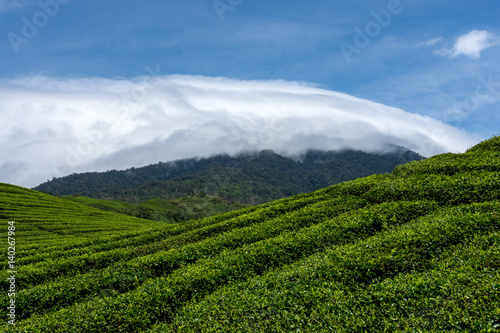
xmin=0 ymin=75 xmax=479 ymax=188
xmin=436 ymin=30 xmax=500 ymax=59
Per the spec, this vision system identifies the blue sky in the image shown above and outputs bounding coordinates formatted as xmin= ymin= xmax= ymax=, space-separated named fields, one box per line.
xmin=0 ymin=0 xmax=499 ymax=187
xmin=1 ymin=0 xmax=499 ymax=132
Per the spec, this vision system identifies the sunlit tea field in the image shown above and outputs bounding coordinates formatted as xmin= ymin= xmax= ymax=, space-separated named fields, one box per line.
xmin=1 ymin=137 xmax=500 ymax=332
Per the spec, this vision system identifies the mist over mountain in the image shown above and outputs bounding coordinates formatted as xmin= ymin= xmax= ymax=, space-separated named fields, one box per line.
xmin=34 ymin=148 xmax=424 ymax=205
xmin=0 ymin=75 xmax=478 ymax=189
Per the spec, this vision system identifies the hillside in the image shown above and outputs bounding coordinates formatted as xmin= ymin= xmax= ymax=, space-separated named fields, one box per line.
xmin=33 ymin=148 xmax=423 ymax=204
xmin=1 ymin=137 xmax=499 ymax=332
xmin=61 ymin=194 xmax=247 ymax=223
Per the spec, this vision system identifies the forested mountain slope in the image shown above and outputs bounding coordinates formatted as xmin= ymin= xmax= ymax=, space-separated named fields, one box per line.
xmin=1 ymin=137 xmax=499 ymax=332
xmin=33 ymin=148 xmax=423 ymax=204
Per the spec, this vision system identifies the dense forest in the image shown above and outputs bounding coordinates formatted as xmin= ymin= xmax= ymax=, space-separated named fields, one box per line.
xmin=35 ymin=148 xmax=423 ymax=204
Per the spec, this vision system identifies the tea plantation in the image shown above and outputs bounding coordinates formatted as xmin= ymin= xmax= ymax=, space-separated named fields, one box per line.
xmin=1 ymin=137 xmax=499 ymax=332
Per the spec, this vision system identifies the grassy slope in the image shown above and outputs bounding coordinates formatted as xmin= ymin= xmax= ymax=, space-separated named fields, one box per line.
xmin=0 ymin=137 xmax=499 ymax=332
xmin=0 ymin=185 xmax=164 ymax=244
xmin=61 ymin=194 xmax=248 ymax=223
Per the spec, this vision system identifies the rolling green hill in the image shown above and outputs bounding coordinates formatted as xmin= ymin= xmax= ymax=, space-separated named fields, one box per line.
xmin=1 ymin=137 xmax=500 ymax=332
xmin=61 ymin=194 xmax=248 ymax=223
xmin=33 ymin=148 xmax=423 ymax=205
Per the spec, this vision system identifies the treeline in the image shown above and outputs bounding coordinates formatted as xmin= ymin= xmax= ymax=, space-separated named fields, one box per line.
xmin=34 ymin=148 xmax=423 ymax=204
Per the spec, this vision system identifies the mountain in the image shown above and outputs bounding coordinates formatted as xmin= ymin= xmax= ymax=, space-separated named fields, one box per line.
xmin=1 ymin=136 xmax=499 ymax=332
xmin=34 ymin=148 xmax=424 ymax=204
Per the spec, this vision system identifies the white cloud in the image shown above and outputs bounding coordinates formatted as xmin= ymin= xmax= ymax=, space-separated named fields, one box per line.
xmin=0 ymin=0 xmax=21 ymax=10
xmin=0 ymin=75 xmax=479 ymax=188
xmin=416 ymin=37 xmax=442 ymax=48
xmin=436 ymin=30 xmax=500 ymax=59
